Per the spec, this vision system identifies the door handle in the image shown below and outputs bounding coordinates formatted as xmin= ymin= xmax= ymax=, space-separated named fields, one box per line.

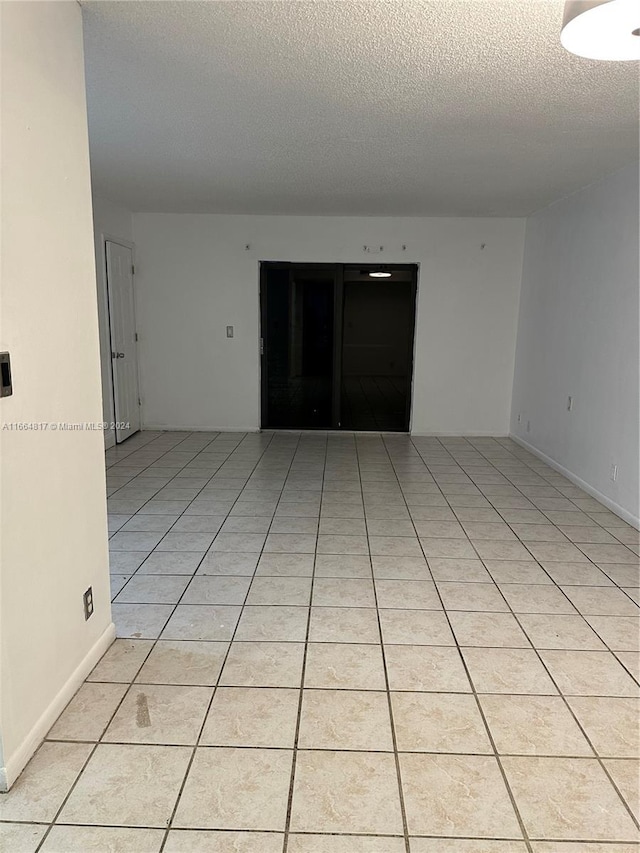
xmin=111 ymin=352 xmax=125 ymax=359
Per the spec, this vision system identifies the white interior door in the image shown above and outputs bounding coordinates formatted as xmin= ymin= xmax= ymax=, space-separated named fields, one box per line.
xmin=106 ymin=241 xmax=141 ymax=443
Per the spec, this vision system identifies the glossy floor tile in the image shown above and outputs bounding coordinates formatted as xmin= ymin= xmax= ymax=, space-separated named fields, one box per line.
xmin=2 ymin=430 xmax=638 ymax=851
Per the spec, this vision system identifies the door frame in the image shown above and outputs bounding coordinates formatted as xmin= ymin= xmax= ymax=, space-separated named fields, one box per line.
xmin=259 ymin=261 xmax=269 ymax=429
xmin=259 ymin=261 xmax=418 ymax=432
xmin=331 ymin=264 xmax=344 ymax=429
xmin=102 ymin=235 xmax=141 ymax=444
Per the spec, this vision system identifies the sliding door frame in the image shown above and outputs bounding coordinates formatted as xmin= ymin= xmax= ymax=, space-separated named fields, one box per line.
xmin=331 ymin=264 xmax=344 ymax=429
xmin=260 ymin=261 xmax=418 ymax=432
xmin=404 ymin=274 xmax=418 ymax=431
xmin=259 ymin=261 xmax=269 ymax=429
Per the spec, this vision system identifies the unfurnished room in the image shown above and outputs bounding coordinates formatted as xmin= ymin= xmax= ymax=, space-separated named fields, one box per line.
xmin=0 ymin=1 xmax=639 ymax=851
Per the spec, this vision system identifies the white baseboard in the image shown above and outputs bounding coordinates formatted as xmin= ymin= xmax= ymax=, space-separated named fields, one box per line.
xmin=142 ymin=426 xmax=510 ymax=438
xmin=410 ymin=431 xmax=510 ymax=438
xmin=510 ymin=434 xmax=639 ymax=530
xmin=0 ymin=621 xmax=116 ymax=791
xmin=142 ymin=424 xmax=260 ymax=433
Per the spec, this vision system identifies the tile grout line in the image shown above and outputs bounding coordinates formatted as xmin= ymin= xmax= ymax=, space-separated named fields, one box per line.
xmin=26 ymin=740 xmax=637 ymax=761
xmin=360 ymin=435 xmax=415 ymax=853
xmin=8 ymin=820 xmax=640 ymax=845
xmin=281 ymin=431 xmax=327 ymax=853
xmin=156 ymin=431 xmax=303 ymax=852
xmin=399 ymin=434 xmax=536 ymax=852
xmin=402 ymin=436 xmax=593 ymax=850
xmin=453 ymin=437 xmax=640 ymax=832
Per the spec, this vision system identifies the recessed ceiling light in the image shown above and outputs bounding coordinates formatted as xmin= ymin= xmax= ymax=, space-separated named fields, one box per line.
xmin=561 ymin=0 xmax=640 ymax=60
xmin=369 ymin=271 xmax=392 ymax=278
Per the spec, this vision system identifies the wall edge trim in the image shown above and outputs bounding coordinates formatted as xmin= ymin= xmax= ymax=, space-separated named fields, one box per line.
xmin=0 ymin=621 xmax=116 ymax=791
xmin=510 ymin=434 xmax=639 ymax=530
xmin=411 ymin=431 xmax=509 ymax=438
xmin=142 ymin=424 xmax=261 ymax=433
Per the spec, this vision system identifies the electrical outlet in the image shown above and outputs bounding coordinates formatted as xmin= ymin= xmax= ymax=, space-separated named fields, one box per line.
xmin=526 ymin=420 xmax=531 ymax=433
xmin=226 ymin=326 xmax=234 ymax=338
xmin=610 ymin=464 xmax=618 ymax=482
xmin=567 ymin=396 xmax=573 ymax=411
xmin=517 ymin=413 xmax=522 ymax=424
xmin=83 ymin=587 xmax=94 ymax=620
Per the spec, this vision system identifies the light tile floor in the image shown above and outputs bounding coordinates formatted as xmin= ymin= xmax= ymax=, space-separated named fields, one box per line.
xmin=1 ymin=430 xmax=639 ymax=852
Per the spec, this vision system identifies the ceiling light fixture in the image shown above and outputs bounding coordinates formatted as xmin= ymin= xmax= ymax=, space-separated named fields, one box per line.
xmin=561 ymin=0 xmax=640 ymax=60
xmin=369 ymin=270 xmax=392 ymax=278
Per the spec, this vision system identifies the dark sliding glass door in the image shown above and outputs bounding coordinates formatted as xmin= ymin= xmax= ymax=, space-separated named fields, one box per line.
xmin=340 ymin=266 xmax=416 ymax=431
xmin=260 ymin=262 xmax=417 ymax=431
xmin=261 ymin=264 xmax=338 ymax=429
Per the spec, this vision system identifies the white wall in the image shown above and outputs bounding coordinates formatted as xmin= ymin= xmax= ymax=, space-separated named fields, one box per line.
xmin=132 ymin=214 xmax=525 ymax=434
xmin=511 ymin=163 xmax=640 ymax=526
xmin=92 ymin=196 xmax=134 ymax=449
xmin=0 ymin=1 xmax=114 ymax=788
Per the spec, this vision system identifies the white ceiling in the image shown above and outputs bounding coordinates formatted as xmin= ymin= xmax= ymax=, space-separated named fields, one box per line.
xmin=82 ymin=0 xmax=639 ymax=216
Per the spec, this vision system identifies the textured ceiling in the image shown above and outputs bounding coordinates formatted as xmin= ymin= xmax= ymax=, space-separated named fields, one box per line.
xmin=82 ymin=0 xmax=639 ymax=216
